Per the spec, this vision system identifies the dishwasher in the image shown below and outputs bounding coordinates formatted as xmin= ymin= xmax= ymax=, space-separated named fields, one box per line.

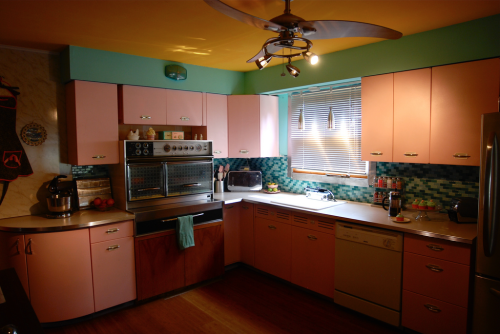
xmin=334 ymin=221 xmax=403 ymax=327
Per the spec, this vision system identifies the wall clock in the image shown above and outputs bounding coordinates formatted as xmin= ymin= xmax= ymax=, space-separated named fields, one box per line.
xmin=165 ymin=65 xmax=187 ymax=81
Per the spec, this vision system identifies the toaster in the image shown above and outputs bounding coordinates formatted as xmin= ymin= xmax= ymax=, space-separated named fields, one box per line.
xmin=448 ymin=197 xmax=478 ymax=224
xmin=227 ymin=171 xmax=262 ymax=192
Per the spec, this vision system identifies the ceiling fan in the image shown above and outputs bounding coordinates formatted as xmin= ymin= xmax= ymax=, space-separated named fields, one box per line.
xmin=203 ymin=0 xmax=402 ymax=77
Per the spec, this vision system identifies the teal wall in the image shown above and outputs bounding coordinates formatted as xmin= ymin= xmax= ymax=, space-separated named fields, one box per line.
xmin=61 ymin=46 xmax=245 ymax=95
xmin=245 ymin=14 xmax=500 ymax=94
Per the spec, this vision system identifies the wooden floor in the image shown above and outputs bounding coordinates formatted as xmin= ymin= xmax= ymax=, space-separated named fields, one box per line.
xmin=45 ymin=267 xmax=403 ymax=334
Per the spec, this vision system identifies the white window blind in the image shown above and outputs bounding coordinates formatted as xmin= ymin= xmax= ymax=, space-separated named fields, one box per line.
xmin=289 ymin=81 xmax=367 ymax=176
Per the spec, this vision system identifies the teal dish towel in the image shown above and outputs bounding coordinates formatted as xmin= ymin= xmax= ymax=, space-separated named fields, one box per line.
xmin=176 ymin=215 xmax=195 ymax=250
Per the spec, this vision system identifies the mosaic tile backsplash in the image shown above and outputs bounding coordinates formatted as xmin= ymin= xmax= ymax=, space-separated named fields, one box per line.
xmin=214 ymin=157 xmax=480 ymax=208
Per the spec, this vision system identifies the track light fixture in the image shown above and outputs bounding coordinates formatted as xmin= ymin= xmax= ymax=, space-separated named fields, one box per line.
xmin=286 ymin=61 xmax=300 ymax=78
xmin=302 ymin=51 xmax=319 ymax=65
xmin=255 ymin=54 xmax=273 ymax=70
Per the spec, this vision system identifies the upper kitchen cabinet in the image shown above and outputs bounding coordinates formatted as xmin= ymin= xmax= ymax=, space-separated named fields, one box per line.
xmin=166 ymin=89 xmax=203 ymax=126
xmin=66 ymin=80 xmax=119 ymax=165
xmin=393 ymin=68 xmax=431 ymax=164
xmin=430 ymin=58 xmax=500 ymax=166
xmin=118 ymin=85 xmax=167 ymax=125
xmin=228 ymin=95 xmax=279 ymax=158
xmin=361 ymin=73 xmax=394 ymax=162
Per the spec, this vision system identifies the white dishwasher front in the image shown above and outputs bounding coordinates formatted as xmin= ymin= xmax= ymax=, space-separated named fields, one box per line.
xmin=334 ymin=221 xmax=403 ymax=327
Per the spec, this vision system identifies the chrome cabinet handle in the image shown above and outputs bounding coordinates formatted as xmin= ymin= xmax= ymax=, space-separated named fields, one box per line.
xmin=107 ymin=245 xmax=120 ymax=251
xmin=106 ymin=228 xmax=120 ymax=234
xmin=426 ymin=244 xmax=444 ymax=252
xmin=180 ymin=116 xmax=190 ymax=121
xmin=15 ymin=239 xmax=20 ymax=255
xmin=424 ymin=304 xmax=441 ymax=313
xmin=404 ymin=152 xmax=418 ymax=157
xmin=370 ymin=152 xmax=382 ymax=156
xmin=426 ymin=264 xmax=444 ymax=272
xmin=225 ymin=205 xmax=234 ymax=209
xmin=92 ymin=155 xmax=106 ymax=159
xmin=183 ymin=183 xmax=201 ymax=187
xmin=490 ymin=288 xmax=500 ymax=298
xmin=268 ymin=225 xmax=277 ymax=230
xmin=140 ymin=115 xmax=151 ymax=119
xmin=25 ymin=238 xmax=32 ymax=255
xmin=307 ymin=235 xmax=318 ymax=241
xmin=137 ymin=187 xmax=161 ymax=192
xmin=242 ymin=206 xmax=249 ymax=210
xmin=214 ymin=150 xmax=222 ymax=154
xmin=240 ymin=150 xmax=249 ymax=154
xmin=453 ymin=153 xmax=471 ymax=159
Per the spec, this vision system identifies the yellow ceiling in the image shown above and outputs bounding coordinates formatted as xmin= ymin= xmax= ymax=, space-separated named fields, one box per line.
xmin=1 ymin=0 xmax=499 ymax=72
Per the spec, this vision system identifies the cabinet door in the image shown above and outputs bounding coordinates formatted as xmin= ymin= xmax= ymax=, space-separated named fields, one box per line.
xmin=136 ymin=233 xmax=185 ymax=300
xmin=430 ymin=58 xmax=500 ymax=166
xmin=291 ymin=226 xmax=335 ymax=298
xmin=259 ymin=95 xmax=279 ymax=157
xmin=0 ymin=232 xmax=29 ymax=298
xmin=166 ymin=89 xmax=203 ymax=126
xmin=66 ymin=80 xmax=119 ymax=165
xmin=254 ymin=217 xmax=291 ymax=281
xmin=361 ymin=74 xmax=394 ymax=162
xmin=228 ymin=95 xmax=262 ymax=158
xmin=25 ymin=229 xmax=94 ymax=323
xmin=224 ymin=203 xmax=241 ymax=266
xmin=207 ymin=93 xmax=228 ymax=158
xmin=91 ymin=236 xmax=136 ymax=312
xmin=185 ymin=224 xmax=224 ymax=286
xmin=240 ymin=203 xmax=255 ymax=266
xmin=119 ymin=85 xmax=167 ymax=125
xmin=393 ymin=68 xmax=431 ymax=163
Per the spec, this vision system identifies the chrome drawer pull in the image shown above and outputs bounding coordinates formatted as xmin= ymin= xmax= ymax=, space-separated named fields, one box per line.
xmin=92 ymin=155 xmax=106 ymax=159
xmin=137 ymin=187 xmax=161 ymax=192
xmin=106 ymin=228 xmax=120 ymax=234
xmin=183 ymin=183 xmax=201 ymax=187
xmin=268 ymin=225 xmax=277 ymax=230
xmin=240 ymin=150 xmax=249 ymax=154
xmin=242 ymin=206 xmax=249 ymax=210
xmin=140 ymin=115 xmax=151 ymax=119
xmin=25 ymin=238 xmax=33 ymax=255
xmin=453 ymin=153 xmax=471 ymax=159
xmin=404 ymin=152 xmax=418 ymax=157
xmin=226 ymin=205 xmax=234 ymax=209
xmin=490 ymin=288 xmax=500 ymax=298
xmin=15 ymin=239 xmax=20 ymax=255
xmin=426 ymin=244 xmax=444 ymax=252
xmin=424 ymin=304 xmax=441 ymax=313
xmin=214 ymin=150 xmax=222 ymax=154
xmin=107 ymin=245 xmax=120 ymax=251
xmin=307 ymin=235 xmax=318 ymax=241
xmin=426 ymin=264 xmax=444 ymax=272
xmin=180 ymin=116 xmax=190 ymax=121
xmin=370 ymin=152 xmax=382 ymax=156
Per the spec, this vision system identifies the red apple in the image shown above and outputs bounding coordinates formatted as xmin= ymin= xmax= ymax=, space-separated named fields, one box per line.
xmin=106 ymin=198 xmax=115 ymax=206
xmin=94 ymin=197 xmax=102 ymax=206
xmin=98 ymin=203 xmax=107 ymax=211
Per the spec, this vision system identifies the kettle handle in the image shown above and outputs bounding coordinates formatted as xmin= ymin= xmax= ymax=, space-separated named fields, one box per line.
xmin=382 ymin=196 xmax=389 ymax=210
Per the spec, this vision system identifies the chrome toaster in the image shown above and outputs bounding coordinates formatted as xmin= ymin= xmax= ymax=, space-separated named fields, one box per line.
xmin=227 ymin=171 xmax=262 ymax=192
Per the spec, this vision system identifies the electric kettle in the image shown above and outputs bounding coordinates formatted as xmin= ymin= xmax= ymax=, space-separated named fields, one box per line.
xmin=382 ymin=191 xmax=402 ymax=217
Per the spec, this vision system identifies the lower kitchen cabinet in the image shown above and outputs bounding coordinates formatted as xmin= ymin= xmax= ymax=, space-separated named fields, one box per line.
xmin=223 ymin=203 xmax=241 ymax=266
xmin=291 ymin=226 xmax=335 ymax=298
xmin=0 ymin=232 xmax=29 ymax=298
xmin=25 ymin=229 xmax=95 ymax=323
xmin=240 ymin=202 xmax=254 ymax=266
xmin=254 ymin=217 xmax=291 ymax=281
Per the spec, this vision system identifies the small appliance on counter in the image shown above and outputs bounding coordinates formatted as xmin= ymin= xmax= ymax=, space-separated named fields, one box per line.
xmin=46 ymin=175 xmax=72 ymax=219
xmin=227 ymin=171 xmax=262 ymax=192
xmin=304 ymin=187 xmax=336 ymax=201
xmin=448 ymin=197 xmax=478 ymax=223
xmin=75 ymin=177 xmax=113 ymax=210
xmin=382 ymin=191 xmax=402 ymax=217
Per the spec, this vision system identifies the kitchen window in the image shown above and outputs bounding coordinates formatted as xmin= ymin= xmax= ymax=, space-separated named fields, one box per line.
xmin=287 ymin=80 xmax=374 ymax=186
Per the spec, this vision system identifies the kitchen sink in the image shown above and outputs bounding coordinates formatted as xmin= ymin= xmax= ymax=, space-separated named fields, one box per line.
xmin=248 ymin=194 xmax=346 ymax=210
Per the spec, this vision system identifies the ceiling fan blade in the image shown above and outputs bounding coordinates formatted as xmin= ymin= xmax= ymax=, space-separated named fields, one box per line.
xmin=247 ymin=49 xmax=266 ymax=63
xmin=204 ymin=0 xmax=285 ymax=32
xmin=298 ymin=20 xmax=402 ymax=40
xmin=246 ymin=39 xmax=284 ymax=63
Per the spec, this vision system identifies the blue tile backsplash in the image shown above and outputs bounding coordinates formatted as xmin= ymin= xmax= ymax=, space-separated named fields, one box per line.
xmin=214 ymin=157 xmax=480 ymax=208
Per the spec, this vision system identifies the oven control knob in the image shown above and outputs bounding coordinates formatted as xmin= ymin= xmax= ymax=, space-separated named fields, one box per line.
xmin=184 ymin=146 xmax=189 ymax=151
xmin=196 ymin=144 xmax=202 ymax=151
xmin=178 ymin=146 xmax=183 ymax=151
xmin=135 ymin=143 xmax=141 ymax=149
xmin=172 ymin=146 xmax=177 ymax=151
xmin=143 ymin=143 xmax=149 ymax=148
xmin=135 ymin=149 xmax=142 ymax=155
xmin=189 ymin=146 xmax=194 ymax=151
xmin=143 ymin=149 xmax=149 ymax=155
xmin=163 ymin=144 xmax=171 ymax=152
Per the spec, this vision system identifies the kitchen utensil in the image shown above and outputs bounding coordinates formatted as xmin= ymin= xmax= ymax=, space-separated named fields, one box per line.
xmin=224 ymin=163 xmax=230 ymax=179
xmin=382 ymin=191 xmax=402 ymax=217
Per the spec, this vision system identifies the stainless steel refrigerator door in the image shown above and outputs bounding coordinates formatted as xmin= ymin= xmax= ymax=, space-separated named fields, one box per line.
xmin=472 ymin=275 xmax=500 ymax=334
xmin=477 ymin=113 xmax=500 ymax=279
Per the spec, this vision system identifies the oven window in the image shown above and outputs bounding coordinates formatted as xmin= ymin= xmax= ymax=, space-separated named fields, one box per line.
xmin=166 ymin=162 xmax=213 ymax=197
xmin=127 ymin=163 xmax=165 ymax=201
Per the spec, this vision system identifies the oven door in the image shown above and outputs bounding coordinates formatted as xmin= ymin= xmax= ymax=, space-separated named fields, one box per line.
xmin=127 ymin=162 xmax=166 ymax=201
xmin=166 ymin=160 xmax=213 ymax=197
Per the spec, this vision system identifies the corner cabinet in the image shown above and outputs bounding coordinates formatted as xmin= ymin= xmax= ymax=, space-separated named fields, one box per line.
xmin=227 ymin=95 xmax=279 ymax=158
xmin=119 ymin=85 xmax=167 ymax=125
xmin=66 ymin=80 xmax=119 ymax=165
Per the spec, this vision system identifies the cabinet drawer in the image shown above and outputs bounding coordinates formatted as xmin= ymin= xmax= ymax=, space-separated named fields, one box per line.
xmin=91 ymin=237 xmax=136 ymax=312
xmin=402 ymin=290 xmax=467 ymax=334
xmin=292 ymin=213 xmax=335 ymax=235
xmin=90 ymin=220 xmax=134 ymax=244
xmin=254 ymin=204 xmax=291 ymax=224
xmin=404 ymin=234 xmax=471 ymax=265
xmin=403 ymin=252 xmax=470 ymax=307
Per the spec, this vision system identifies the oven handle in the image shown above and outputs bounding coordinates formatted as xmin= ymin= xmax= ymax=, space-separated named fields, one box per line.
xmin=165 ymin=160 xmax=213 ymax=165
xmin=137 ymin=187 xmax=161 ymax=192
xmin=183 ymin=183 xmax=201 ymax=187
xmin=161 ymin=212 xmax=204 ymax=222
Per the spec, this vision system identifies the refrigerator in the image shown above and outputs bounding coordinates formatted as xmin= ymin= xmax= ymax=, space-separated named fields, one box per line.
xmin=473 ymin=112 xmax=500 ymax=333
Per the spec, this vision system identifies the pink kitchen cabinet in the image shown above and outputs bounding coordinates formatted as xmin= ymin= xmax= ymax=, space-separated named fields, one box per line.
xmin=361 ymin=73 xmax=394 ymax=162
xmin=430 ymin=58 xmax=500 ymax=166
xmin=119 ymin=85 xmax=167 ymax=125
xmin=66 ymin=80 xmax=119 ymax=165
xmin=25 ymin=229 xmax=94 ymax=323
xmin=166 ymin=89 xmax=203 ymax=126
xmin=393 ymin=68 xmax=431 ymax=164
xmin=0 ymin=232 xmax=29 ymax=298
xmin=227 ymin=95 xmax=279 ymax=158
xmin=223 ymin=203 xmax=241 ymax=266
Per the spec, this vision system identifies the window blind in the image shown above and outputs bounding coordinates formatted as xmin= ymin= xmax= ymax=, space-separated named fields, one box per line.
xmin=289 ymin=82 xmax=367 ymax=175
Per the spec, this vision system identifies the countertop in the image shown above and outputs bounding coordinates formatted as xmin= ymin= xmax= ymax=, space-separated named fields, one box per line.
xmin=0 ymin=209 xmax=135 ymax=233
xmin=214 ymin=192 xmax=478 ymax=244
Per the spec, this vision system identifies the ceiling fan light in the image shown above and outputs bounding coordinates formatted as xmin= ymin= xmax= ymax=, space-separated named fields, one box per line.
xmin=255 ymin=54 xmax=273 ymax=70
xmin=286 ymin=63 xmax=300 ymax=77
xmin=303 ymin=51 xmax=319 ymax=65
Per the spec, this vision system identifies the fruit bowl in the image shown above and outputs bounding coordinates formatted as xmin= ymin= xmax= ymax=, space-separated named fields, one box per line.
xmin=268 ymin=184 xmax=279 ymax=189
xmin=92 ymin=198 xmax=115 ymax=211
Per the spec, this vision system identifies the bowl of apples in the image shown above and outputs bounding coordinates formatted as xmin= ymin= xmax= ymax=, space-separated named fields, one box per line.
xmin=265 ymin=182 xmax=280 ymax=194
xmin=92 ymin=197 xmax=115 ymax=211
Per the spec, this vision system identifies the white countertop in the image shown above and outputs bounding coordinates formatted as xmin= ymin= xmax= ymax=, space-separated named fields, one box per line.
xmin=214 ymin=191 xmax=477 ymax=244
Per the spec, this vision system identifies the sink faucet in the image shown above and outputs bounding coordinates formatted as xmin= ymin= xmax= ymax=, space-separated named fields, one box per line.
xmin=324 ymin=189 xmax=336 ymax=202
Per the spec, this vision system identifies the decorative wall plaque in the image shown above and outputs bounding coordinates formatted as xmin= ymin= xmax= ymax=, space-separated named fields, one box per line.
xmin=21 ymin=122 xmax=47 ymax=146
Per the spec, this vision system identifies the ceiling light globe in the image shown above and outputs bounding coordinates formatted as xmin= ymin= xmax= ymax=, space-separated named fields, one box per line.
xmin=286 ymin=63 xmax=300 ymax=78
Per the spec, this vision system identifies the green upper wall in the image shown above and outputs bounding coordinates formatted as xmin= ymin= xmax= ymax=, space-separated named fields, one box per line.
xmin=61 ymin=46 xmax=245 ymax=95
xmin=245 ymin=14 xmax=500 ymax=94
